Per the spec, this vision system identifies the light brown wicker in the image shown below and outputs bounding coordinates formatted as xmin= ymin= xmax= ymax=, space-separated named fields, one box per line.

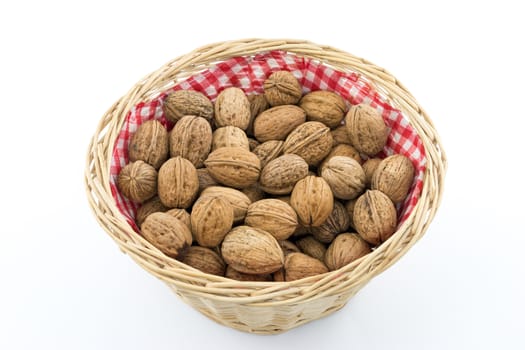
xmin=84 ymin=39 xmax=447 ymax=334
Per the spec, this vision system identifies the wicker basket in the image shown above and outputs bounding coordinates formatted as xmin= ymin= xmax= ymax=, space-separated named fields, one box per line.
xmin=84 ymin=39 xmax=446 ymax=334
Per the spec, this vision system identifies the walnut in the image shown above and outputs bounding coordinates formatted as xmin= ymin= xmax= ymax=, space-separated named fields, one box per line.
xmin=263 ymin=71 xmax=302 ymax=106
xmin=117 ymin=160 xmax=157 ymax=203
xmin=345 ymin=104 xmax=388 ymax=156
xmin=129 ymin=120 xmax=169 ymax=169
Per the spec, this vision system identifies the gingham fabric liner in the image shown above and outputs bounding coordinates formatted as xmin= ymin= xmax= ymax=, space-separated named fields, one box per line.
xmin=110 ymin=50 xmax=426 ymax=233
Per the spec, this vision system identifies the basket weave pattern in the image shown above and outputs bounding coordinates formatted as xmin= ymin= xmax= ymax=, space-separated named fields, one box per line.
xmin=85 ymin=39 xmax=447 ymax=334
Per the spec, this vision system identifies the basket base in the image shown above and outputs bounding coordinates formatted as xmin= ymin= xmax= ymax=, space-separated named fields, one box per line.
xmin=170 ymin=284 xmax=356 ymax=334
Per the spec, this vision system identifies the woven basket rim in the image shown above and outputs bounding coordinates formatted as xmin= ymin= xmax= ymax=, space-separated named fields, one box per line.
xmin=85 ymin=39 xmax=447 ymax=307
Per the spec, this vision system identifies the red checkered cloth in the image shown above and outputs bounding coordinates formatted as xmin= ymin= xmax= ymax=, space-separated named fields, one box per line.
xmin=110 ymin=50 xmax=426 ymax=233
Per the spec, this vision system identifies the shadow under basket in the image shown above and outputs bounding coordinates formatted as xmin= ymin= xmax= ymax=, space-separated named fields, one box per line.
xmin=84 ymin=39 xmax=447 ymax=334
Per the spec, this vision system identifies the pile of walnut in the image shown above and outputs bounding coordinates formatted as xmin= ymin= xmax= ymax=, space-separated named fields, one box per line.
xmin=117 ymin=70 xmax=415 ymax=282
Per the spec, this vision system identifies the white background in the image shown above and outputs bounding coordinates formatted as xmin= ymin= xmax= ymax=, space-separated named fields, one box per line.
xmin=1 ymin=1 xmax=524 ymax=349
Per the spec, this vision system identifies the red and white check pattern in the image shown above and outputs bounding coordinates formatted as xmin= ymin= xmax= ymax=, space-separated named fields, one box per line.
xmin=110 ymin=50 xmax=426 ymax=233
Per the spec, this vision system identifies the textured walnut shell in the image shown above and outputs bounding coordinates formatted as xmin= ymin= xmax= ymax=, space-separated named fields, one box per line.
xmin=129 ymin=120 xmax=169 ymax=169
xmin=165 ymin=208 xmax=191 ymax=230
xmin=331 ymin=125 xmax=351 ymax=146
xmin=319 ymin=144 xmax=362 ymax=174
xmin=371 ymin=154 xmax=415 ymax=203
xmin=247 ymin=94 xmax=269 ymax=136
xmin=140 ymin=212 xmax=192 ymax=259
xmin=225 ymin=265 xmax=272 ymax=282
xmin=248 ymin=138 xmax=260 ymax=151
xmin=163 ymin=90 xmax=213 ymax=123
xmin=272 ymin=269 xmax=285 ymax=282
xmin=221 ymin=226 xmax=284 ymax=275
xmin=353 ymin=190 xmax=397 ymax=245
xmin=204 ymin=147 xmax=261 ymax=189
xmin=345 ymin=199 xmax=357 ymax=229
xmin=263 ymin=71 xmax=302 ymax=106
xmin=157 ymin=157 xmax=199 ymax=208
xmin=279 ymin=240 xmax=301 ymax=256
xmin=259 ymin=154 xmax=309 ymax=195
xmin=214 ymin=87 xmax=250 ymax=130
xmin=345 ymin=104 xmax=388 ymax=156
xmin=136 ymin=196 xmax=168 ymax=226
xmin=196 ymin=168 xmax=218 ymax=192
xmin=324 ymin=233 xmax=371 ymax=271
xmin=169 ymin=115 xmax=212 ymax=168
xmin=321 ymin=156 xmax=366 ymax=200
xmin=201 ymin=186 xmax=251 ymax=222
xmin=310 ymin=201 xmax=351 ymax=243
xmin=299 ymin=91 xmax=347 ymax=128
xmin=212 ymin=126 xmax=249 ymax=151
xmin=181 ymin=246 xmax=226 ymax=276
xmin=283 ymin=121 xmax=333 ymax=166
xmin=284 ymin=253 xmax=329 ymax=281
xmin=245 ymin=199 xmax=298 ymax=241
xmin=252 ymin=140 xmax=284 ymax=169
xmin=296 ymin=236 xmax=326 ymax=262
xmin=117 ymin=160 xmax=158 ymax=203
xmin=290 ymin=176 xmax=334 ymax=227
xmin=362 ymin=158 xmax=382 ymax=188
xmin=191 ymin=196 xmax=233 ymax=247
xmin=253 ymin=105 xmax=306 ymax=142
xmin=241 ymin=183 xmax=265 ymax=203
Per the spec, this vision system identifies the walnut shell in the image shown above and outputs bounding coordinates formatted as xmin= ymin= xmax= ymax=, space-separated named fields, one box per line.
xmin=290 ymin=176 xmax=334 ymax=227
xmin=157 ymin=157 xmax=199 ymax=208
xmin=165 ymin=208 xmax=191 ymax=230
xmin=247 ymin=94 xmax=269 ymax=136
xmin=371 ymin=154 xmax=415 ymax=203
xmin=136 ymin=196 xmax=168 ymax=227
xmin=212 ymin=126 xmax=249 ymax=151
xmin=225 ymin=265 xmax=273 ymax=282
xmin=196 ymin=168 xmax=218 ymax=192
xmin=204 ymin=147 xmax=261 ymax=189
xmin=320 ymin=156 xmax=366 ymax=200
xmin=279 ymin=240 xmax=301 ymax=256
xmin=129 ymin=120 xmax=169 ymax=169
xmin=362 ymin=158 xmax=382 ymax=188
xmin=214 ymin=87 xmax=250 ymax=130
xmin=353 ymin=190 xmax=397 ymax=245
xmin=310 ymin=201 xmax=351 ymax=243
xmin=201 ymin=186 xmax=251 ymax=222
xmin=259 ymin=154 xmax=309 ymax=195
xmin=169 ymin=115 xmax=212 ymax=168
xmin=245 ymin=199 xmax=298 ymax=241
xmin=117 ymin=160 xmax=158 ymax=203
xmin=252 ymin=140 xmax=284 ymax=169
xmin=273 ymin=269 xmax=285 ymax=282
xmin=181 ymin=246 xmax=226 ymax=276
xmin=283 ymin=121 xmax=333 ymax=166
xmin=248 ymin=138 xmax=260 ymax=151
xmin=345 ymin=104 xmax=388 ymax=156
xmin=141 ymin=212 xmax=192 ymax=259
xmin=344 ymin=199 xmax=357 ymax=229
xmin=331 ymin=125 xmax=351 ymax=146
xmin=296 ymin=236 xmax=326 ymax=262
xmin=319 ymin=144 xmax=362 ymax=174
xmin=299 ymin=91 xmax=347 ymax=128
xmin=163 ymin=90 xmax=213 ymax=123
xmin=191 ymin=196 xmax=234 ymax=247
xmin=263 ymin=71 xmax=302 ymax=106
xmin=241 ymin=183 xmax=265 ymax=203
xmin=253 ymin=105 xmax=306 ymax=142
xmin=324 ymin=233 xmax=371 ymax=271
xmin=284 ymin=253 xmax=329 ymax=281
xmin=221 ymin=226 xmax=284 ymax=275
